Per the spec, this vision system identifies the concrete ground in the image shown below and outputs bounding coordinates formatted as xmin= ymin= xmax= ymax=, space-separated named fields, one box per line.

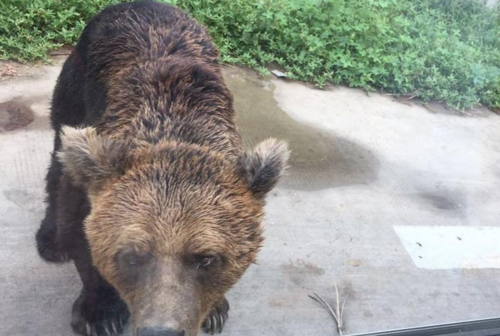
xmin=1 ymin=57 xmax=499 ymax=336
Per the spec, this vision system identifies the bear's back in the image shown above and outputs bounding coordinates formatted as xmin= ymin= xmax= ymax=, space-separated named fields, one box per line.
xmin=75 ymin=1 xmax=240 ymax=157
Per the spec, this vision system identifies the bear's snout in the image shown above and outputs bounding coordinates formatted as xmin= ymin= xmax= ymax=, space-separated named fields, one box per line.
xmin=137 ymin=326 xmax=185 ymax=336
xmin=126 ymin=260 xmax=202 ymax=336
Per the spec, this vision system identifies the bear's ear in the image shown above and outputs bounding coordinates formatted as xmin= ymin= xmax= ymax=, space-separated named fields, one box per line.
xmin=57 ymin=126 xmax=130 ymax=191
xmin=239 ymin=139 xmax=290 ymax=199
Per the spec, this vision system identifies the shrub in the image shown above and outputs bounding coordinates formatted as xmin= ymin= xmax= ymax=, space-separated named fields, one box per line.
xmin=0 ymin=0 xmax=121 ymax=61
xmin=1 ymin=0 xmax=499 ymax=110
xmin=177 ymin=0 xmax=500 ymax=110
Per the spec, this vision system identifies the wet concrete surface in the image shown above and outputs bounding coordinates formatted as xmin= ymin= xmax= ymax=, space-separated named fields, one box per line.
xmin=226 ymin=67 xmax=380 ymax=191
xmin=1 ymin=58 xmax=500 ymax=336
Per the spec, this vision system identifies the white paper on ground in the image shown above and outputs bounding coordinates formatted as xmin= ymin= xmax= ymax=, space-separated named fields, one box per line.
xmin=394 ymin=225 xmax=500 ymax=269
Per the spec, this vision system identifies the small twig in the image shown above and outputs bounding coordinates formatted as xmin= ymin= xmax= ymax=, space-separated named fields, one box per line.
xmin=340 ymin=293 xmax=349 ymax=328
xmin=332 ymin=231 xmax=342 ymax=243
xmin=48 ymin=51 xmax=72 ymax=56
xmin=309 ymin=284 xmax=348 ymax=335
xmin=335 ymin=285 xmax=341 ymax=330
xmin=310 ymin=292 xmax=338 ymax=325
xmin=319 ymin=155 xmax=329 ymax=162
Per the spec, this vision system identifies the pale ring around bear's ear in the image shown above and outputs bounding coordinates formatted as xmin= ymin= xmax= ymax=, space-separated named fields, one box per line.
xmin=57 ymin=126 xmax=131 ymax=190
xmin=238 ymin=138 xmax=290 ymax=199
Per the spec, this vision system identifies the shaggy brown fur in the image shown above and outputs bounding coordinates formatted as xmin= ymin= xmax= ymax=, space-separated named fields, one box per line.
xmin=35 ymin=2 xmax=288 ymax=336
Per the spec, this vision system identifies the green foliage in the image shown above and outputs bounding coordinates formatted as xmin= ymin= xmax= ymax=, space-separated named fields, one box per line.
xmin=1 ymin=0 xmax=500 ymax=110
xmin=0 ymin=0 xmax=122 ymax=61
xmin=177 ymin=0 xmax=500 ymax=110
xmin=482 ymin=78 xmax=500 ymax=110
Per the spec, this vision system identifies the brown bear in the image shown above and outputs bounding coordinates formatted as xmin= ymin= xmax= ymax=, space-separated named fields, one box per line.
xmin=35 ymin=1 xmax=288 ymax=336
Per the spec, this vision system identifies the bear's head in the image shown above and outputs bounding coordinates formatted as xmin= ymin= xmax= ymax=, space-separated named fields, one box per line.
xmin=58 ymin=126 xmax=288 ymax=336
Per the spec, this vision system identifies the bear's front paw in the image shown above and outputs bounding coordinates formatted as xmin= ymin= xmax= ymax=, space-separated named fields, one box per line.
xmin=202 ymin=297 xmax=230 ymax=334
xmin=71 ymin=290 xmax=130 ymax=336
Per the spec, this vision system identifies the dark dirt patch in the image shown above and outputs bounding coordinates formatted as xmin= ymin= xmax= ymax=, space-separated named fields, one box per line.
xmin=0 ymin=100 xmax=34 ymax=132
xmin=281 ymin=259 xmax=325 ymax=286
xmin=0 ymin=64 xmax=19 ymax=81
xmin=418 ymin=191 xmax=464 ymax=211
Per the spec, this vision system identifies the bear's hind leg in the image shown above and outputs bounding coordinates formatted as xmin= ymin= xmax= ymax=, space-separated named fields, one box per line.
xmin=36 ymin=213 xmax=69 ymax=262
xmin=36 ymin=51 xmax=87 ymax=263
xmin=36 ymin=139 xmax=70 ymax=263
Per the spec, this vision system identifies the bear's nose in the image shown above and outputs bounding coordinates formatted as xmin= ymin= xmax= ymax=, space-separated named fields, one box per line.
xmin=137 ymin=327 xmax=185 ymax=336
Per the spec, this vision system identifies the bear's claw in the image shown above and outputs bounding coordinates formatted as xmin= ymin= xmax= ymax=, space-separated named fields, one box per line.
xmin=71 ymin=290 xmax=129 ymax=336
xmin=202 ymin=298 xmax=230 ymax=334
xmin=84 ymin=321 xmax=120 ymax=336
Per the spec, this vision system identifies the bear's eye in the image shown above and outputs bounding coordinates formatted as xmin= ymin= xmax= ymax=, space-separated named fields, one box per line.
xmin=196 ymin=256 xmax=216 ymax=269
xmin=118 ymin=249 xmax=152 ymax=268
xmin=126 ymin=254 xmax=140 ymax=266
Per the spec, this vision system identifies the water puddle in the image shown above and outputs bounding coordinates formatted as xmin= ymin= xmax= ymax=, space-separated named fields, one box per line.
xmin=224 ymin=68 xmax=379 ymax=191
